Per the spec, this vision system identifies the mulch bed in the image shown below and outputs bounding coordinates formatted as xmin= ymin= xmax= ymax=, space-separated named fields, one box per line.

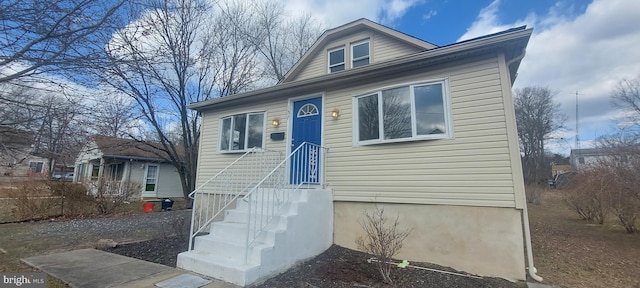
xmin=106 ymin=235 xmax=524 ymax=288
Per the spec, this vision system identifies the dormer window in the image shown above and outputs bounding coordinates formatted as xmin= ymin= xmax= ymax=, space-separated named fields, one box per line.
xmin=328 ymin=47 xmax=345 ymax=73
xmin=351 ymin=40 xmax=370 ymax=68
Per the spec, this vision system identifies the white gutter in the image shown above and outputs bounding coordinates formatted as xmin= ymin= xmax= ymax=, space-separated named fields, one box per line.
xmin=506 ymin=47 xmax=542 ymax=283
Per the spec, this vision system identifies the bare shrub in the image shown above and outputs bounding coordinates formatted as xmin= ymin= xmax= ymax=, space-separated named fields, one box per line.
xmin=9 ymin=180 xmax=58 ymax=220
xmin=564 ymin=168 xmax=611 ymax=224
xmin=525 ymin=184 xmax=545 ymax=204
xmin=356 ymin=206 xmax=412 ymax=284
xmin=597 ymin=136 xmax=640 ymax=233
xmin=94 ymin=178 xmax=142 ymax=214
xmin=48 ymin=181 xmax=93 ymax=216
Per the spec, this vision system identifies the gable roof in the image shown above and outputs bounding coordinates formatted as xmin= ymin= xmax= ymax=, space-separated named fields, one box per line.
xmin=281 ymin=18 xmax=438 ymax=83
xmin=189 ymin=24 xmax=532 ymax=112
xmin=92 ymin=136 xmax=176 ymax=162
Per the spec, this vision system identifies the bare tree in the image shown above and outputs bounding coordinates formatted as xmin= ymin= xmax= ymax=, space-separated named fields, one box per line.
xmin=101 ymin=0 xmax=225 ymax=200
xmin=31 ymin=93 xmax=87 ymax=176
xmin=252 ymin=1 xmax=322 ymax=83
xmin=90 ymin=95 xmax=139 ymax=137
xmin=611 ymin=75 xmax=640 ymax=128
xmin=0 ymin=0 xmax=127 ymax=84
xmin=514 ymin=86 xmax=565 ymax=184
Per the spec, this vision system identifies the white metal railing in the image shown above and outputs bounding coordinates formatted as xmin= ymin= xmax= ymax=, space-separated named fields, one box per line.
xmin=242 ymin=142 xmax=328 ymax=262
xmin=188 ymin=147 xmax=282 ymax=250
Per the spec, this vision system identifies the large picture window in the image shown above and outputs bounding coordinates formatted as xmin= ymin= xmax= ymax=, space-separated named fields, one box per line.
xmin=355 ymin=80 xmax=451 ymax=145
xmin=219 ymin=112 xmax=265 ymax=152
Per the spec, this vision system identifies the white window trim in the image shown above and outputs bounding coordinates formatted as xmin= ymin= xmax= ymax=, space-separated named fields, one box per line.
xmin=297 ymin=103 xmax=319 ymax=117
xmin=350 ymin=40 xmax=370 ymax=68
xmin=144 ymin=164 xmax=159 ymax=193
xmin=218 ymin=111 xmax=266 ymax=154
xmin=327 ymin=46 xmax=345 ymax=73
xmin=352 ymin=79 xmax=453 ymax=146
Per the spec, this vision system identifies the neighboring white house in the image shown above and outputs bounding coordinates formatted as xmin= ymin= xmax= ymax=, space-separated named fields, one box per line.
xmin=73 ymin=136 xmax=183 ymax=199
xmin=570 ymin=148 xmax=633 ymax=171
xmin=180 ymin=19 xmax=537 ymax=285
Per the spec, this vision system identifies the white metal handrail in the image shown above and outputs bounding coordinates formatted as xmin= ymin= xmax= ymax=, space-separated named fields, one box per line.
xmin=242 ymin=142 xmax=328 ymax=262
xmin=188 ymin=147 xmax=281 ymax=250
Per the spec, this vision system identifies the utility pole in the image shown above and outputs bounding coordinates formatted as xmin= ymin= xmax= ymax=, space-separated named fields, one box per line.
xmin=574 ymin=91 xmax=584 ymax=150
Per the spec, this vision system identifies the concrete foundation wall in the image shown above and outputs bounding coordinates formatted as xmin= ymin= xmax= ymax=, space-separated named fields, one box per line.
xmin=334 ymin=201 xmax=525 ymax=280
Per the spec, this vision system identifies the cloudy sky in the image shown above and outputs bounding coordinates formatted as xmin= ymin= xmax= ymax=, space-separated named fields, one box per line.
xmin=279 ymin=0 xmax=640 ymax=155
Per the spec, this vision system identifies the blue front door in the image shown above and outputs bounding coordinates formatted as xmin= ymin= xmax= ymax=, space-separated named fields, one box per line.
xmin=290 ymin=97 xmax=322 ymax=184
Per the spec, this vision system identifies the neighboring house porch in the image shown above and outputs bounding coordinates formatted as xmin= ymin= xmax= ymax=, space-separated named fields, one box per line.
xmin=74 ymin=136 xmax=183 ymax=199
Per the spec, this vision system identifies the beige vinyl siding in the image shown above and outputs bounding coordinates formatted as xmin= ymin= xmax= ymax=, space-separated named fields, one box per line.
xmin=291 ymin=30 xmax=424 ymax=82
xmin=324 ymin=54 xmax=518 ymax=208
xmin=197 ymin=53 xmax=521 ymax=208
xmin=371 ymin=32 xmax=423 ymax=62
xmin=195 ymin=99 xmax=290 ymax=186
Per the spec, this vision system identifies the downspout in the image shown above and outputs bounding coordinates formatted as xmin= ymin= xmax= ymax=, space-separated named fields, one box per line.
xmin=507 ymin=47 xmax=543 ymax=282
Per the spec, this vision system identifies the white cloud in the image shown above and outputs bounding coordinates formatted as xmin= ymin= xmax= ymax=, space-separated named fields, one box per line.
xmin=423 ymin=9 xmax=437 ymax=20
xmin=278 ymin=0 xmax=423 ymax=27
xmin=461 ymin=0 xmax=640 ymax=155
xmin=458 ymin=0 xmax=533 ymax=41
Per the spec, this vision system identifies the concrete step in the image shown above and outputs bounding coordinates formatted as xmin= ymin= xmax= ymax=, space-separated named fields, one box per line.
xmin=223 ymin=207 xmax=295 ymax=226
xmin=207 ymin=221 xmax=285 ymax=244
xmin=176 ymin=250 xmax=260 ymax=286
xmin=192 ymin=234 xmax=274 ymax=264
xmin=235 ymin=189 xmax=309 ymax=210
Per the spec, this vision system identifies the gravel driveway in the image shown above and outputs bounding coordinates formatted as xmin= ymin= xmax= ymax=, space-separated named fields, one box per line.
xmin=0 ymin=210 xmax=192 ymax=274
xmin=30 ymin=210 xmax=192 ymax=244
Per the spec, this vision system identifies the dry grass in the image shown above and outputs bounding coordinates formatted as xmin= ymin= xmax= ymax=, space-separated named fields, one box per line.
xmin=529 ymin=189 xmax=640 ymax=288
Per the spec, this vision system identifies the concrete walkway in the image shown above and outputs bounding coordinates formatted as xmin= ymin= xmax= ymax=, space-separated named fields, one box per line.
xmin=22 ymin=249 xmax=238 ymax=288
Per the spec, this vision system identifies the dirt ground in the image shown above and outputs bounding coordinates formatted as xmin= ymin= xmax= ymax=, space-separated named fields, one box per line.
xmin=107 ymin=236 xmax=523 ymax=288
xmin=528 ymin=189 xmax=640 ymax=288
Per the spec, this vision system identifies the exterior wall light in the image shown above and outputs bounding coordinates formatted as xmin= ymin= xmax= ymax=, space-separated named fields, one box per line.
xmin=272 ymin=118 xmax=280 ymax=127
xmin=331 ymin=108 xmax=340 ymax=119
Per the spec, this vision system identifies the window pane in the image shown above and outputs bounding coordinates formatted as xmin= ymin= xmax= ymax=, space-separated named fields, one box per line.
xmin=146 ymin=166 xmax=157 ymax=180
xmin=358 ymin=94 xmax=379 ymax=141
xmin=382 ymin=87 xmax=412 ymax=139
xmin=233 ymin=114 xmax=246 ymax=150
xmin=352 ymin=42 xmax=369 ymax=59
xmin=329 ymin=49 xmax=344 ymax=65
xmin=414 ymin=84 xmax=446 ymax=135
xmin=353 ymin=58 xmax=369 ymax=68
xmin=247 ymin=114 xmax=264 ymax=149
xmin=330 ymin=64 xmax=345 ymax=73
xmin=220 ymin=118 xmax=231 ymax=151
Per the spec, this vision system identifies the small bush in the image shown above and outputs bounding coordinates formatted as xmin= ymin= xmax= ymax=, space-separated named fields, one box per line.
xmin=93 ymin=178 xmax=142 ymax=214
xmin=356 ymin=206 xmax=412 ymax=284
xmin=48 ymin=181 xmax=93 ymax=216
xmin=525 ymin=184 xmax=545 ymax=204
xmin=9 ymin=180 xmax=59 ymax=220
xmin=564 ymin=169 xmax=611 ymax=224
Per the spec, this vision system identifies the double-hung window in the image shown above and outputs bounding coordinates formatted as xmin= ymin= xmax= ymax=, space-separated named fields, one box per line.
xmin=328 ymin=47 xmax=345 ymax=73
xmin=219 ymin=112 xmax=265 ymax=152
xmin=355 ymin=79 xmax=452 ymax=145
xmin=351 ymin=40 xmax=370 ymax=68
